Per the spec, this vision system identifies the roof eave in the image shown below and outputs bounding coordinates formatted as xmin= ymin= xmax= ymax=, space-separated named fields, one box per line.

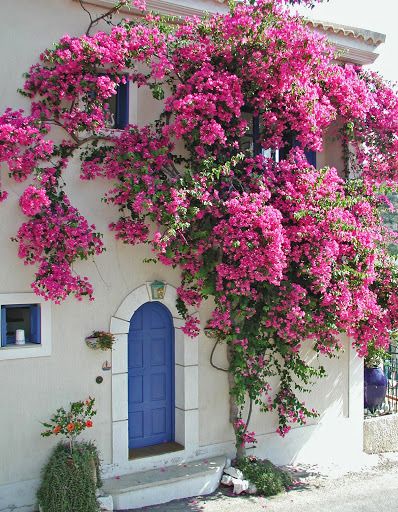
xmin=307 ymin=19 xmax=386 ymax=48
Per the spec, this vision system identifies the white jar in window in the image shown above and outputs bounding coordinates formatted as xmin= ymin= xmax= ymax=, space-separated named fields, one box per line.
xmin=15 ymin=329 xmax=25 ymax=345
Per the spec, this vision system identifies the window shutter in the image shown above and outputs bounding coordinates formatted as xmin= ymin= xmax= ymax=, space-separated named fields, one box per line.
xmin=305 ymin=149 xmax=317 ymax=167
xmin=279 ymin=131 xmax=295 ymax=161
xmin=1 ymin=307 xmax=6 ymax=347
xmin=115 ymin=80 xmax=129 ymax=129
xmin=253 ymin=115 xmax=261 ymax=156
xmin=280 ymin=132 xmax=316 ymax=167
xmin=30 ymin=305 xmax=41 ymax=344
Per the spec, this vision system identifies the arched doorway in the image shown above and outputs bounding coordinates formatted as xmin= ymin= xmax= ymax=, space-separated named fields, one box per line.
xmin=128 ymin=301 xmax=175 ymax=450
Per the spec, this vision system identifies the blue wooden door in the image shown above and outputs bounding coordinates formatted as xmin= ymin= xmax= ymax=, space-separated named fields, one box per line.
xmin=128 ymin=302 xmax=174 ymax=449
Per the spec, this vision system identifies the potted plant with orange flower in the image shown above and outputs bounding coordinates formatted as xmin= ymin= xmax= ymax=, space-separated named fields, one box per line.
xmin=41 ymin=397 xmax=96 ymax=452
xmin=38 ymin=398 xmax=101 ymax=512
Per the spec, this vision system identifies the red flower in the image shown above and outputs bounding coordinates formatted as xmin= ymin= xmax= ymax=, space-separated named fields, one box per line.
xmin=66 ymin=423 xmax=75 ymax=432
xmin=53 ymin=425 xmax=61 ymax=434
xmin=86 ymin=420 xmax=93 ymax=428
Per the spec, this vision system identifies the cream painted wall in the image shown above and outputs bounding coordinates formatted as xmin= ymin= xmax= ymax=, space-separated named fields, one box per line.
xmin=198 ymin=328 xmax=350 ymax=447
xmin=0 ymin=1 xmax=182 ymax=488
xmin=0 ymin=0 xmax=367 ymax=504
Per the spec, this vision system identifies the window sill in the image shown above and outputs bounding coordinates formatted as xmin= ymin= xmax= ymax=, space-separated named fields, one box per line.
xmin=0 ymin=342 xmax=50 ymax=361
xmin=80 ymin=127 xmax=125 ymax=140
xmin=98 ymin=127 xmax=125 ymax=136
xmin=1 ymin=342 xmax=41 ymax=350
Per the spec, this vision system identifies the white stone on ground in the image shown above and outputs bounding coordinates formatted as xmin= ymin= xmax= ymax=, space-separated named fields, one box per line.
xmin=221 ymin=475 xmax=234 ymax=486
xmin=224 ymin=466 xmax=244 ymax=480
xmin=98 ymin=494 xmax=113 ymax=511
xmin=232 ymin=478 xmax=249 ymax=495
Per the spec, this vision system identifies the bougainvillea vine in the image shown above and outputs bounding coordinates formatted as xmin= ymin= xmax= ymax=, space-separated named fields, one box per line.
xmin=0 ymin=0 xmax=398 ymax=454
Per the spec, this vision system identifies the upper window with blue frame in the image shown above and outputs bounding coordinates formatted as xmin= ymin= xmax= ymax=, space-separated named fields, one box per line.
xmin=279 ymin=131 xmax=317 ymax=167
xmin=105 ymin=79 xmax=129 ymax=130
xmin=1 ymin=304 xmax=41 ymax=347
xmin=241 ymin=111 xmax=316 ymax=167
xmin=241 ymin=110 xmax=262 ymax=157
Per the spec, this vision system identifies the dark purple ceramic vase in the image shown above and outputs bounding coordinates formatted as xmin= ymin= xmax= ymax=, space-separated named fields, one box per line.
xmin=364 ymin=367 xmax=387 ymax=411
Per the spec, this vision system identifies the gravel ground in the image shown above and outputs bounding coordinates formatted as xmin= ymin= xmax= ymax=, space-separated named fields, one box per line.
xmin=123 ymin=453 xmax=398 ymax=512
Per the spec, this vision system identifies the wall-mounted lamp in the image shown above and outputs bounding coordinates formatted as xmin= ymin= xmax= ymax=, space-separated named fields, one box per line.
xmin=150 ymin=280 xmax=166 ymax=300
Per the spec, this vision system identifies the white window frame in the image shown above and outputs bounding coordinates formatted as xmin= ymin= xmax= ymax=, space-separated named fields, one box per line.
xmin=0 ymin=293 xmax=51 ymax=361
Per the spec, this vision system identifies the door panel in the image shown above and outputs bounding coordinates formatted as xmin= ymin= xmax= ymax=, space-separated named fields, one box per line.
xmin=128 ymin=302 xmax=174 ymax=449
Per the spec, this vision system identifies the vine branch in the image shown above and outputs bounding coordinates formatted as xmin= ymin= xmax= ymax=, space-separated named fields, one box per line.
xmin=210 ymin=340 xmax=229 ymax=373
xmin=80 ymin=0 xmax=130 ymax=36
xmin=245 ymin=398 xmax=253 ymax=432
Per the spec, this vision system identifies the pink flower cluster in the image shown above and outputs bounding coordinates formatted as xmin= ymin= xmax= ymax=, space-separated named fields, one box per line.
xmin=275 ymin=386 xmax=318 ymax=437
xmin=181 ymin=316 xmax=201 ymax=338
xmin=213 ymin=190 xmax=286 ymax=294
xmin=20 ymin=186 xmax=51 ymax=216
xmin=234 ymin=418 xmax=257 ymax=447
xmin=164 ymin=66 xmax=245 ymax=155
xmin=16 ymin=193 xmax=104 ymax=302
xmin=109 ymin=218 xmax=149 ymax=244
xmin=264 ymin=149 xmax=395 ymax=357
xmin=0 ymin=109 xmax=52 ymax=199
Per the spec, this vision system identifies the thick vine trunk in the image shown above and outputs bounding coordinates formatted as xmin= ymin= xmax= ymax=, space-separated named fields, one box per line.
xmin=227 ymin=344 xmax=246 ymax=459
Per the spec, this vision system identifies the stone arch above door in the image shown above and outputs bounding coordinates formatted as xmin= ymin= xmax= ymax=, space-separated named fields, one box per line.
xmin=109 ymin=283 xmax=199 ymax=470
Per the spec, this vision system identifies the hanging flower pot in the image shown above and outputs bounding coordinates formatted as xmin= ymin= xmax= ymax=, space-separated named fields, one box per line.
xmin=85 ymin=336 xmax=99 ymax=350
xmin=85 ymin=331 xmax=114 ymax=351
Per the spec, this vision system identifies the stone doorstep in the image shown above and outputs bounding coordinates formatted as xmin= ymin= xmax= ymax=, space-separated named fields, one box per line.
xmin=102 ymin=456 xmax=226 ymax=493
xmin=102 ymin=456 xmax=226 ymax=509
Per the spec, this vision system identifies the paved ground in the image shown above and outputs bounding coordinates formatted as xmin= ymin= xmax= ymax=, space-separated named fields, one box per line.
xmin=125 ymin=453 xmax=398 ymax=512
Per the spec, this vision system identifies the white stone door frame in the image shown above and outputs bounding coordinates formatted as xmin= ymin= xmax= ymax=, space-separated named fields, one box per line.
xmin=110 ymin=283 xmax=199 ymax=471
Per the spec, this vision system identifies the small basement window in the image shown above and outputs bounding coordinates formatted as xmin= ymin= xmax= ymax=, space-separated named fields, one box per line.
xmin=1 ymin=304 xmax=41 ymax=347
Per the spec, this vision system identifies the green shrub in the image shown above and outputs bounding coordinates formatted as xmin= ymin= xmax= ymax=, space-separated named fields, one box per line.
xmin=37 ymin=441 xmax=101 ymax=512
xmin=364 ymin=340 xmax=389 ymax=368
xmin=235 ymin=456 xmax=293 ymax=497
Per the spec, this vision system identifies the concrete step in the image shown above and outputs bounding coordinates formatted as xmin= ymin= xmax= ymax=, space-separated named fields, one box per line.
xmin=102 ymin=456 xmax=226 ymax=510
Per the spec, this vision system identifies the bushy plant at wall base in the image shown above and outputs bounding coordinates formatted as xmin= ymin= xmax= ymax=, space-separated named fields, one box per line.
xmin=235 ymin=456 xmax=293 ymax=497
xmin=39 ymin=398 xmax=101 ymax=512
xmin=1 ymin=0 xmax=398 ymax=455
xmin=37 ymin=442 xmax=101 ymax=512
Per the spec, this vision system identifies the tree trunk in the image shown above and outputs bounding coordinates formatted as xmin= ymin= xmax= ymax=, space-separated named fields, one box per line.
xmin=227 ymin=344 xmax=246 ymax=459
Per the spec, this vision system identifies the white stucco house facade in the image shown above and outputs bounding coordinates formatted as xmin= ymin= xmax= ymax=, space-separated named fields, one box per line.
xmin=0 ymin=1 xmax=386 ymax=510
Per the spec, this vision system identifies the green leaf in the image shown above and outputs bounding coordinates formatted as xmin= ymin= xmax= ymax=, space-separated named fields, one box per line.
xmin=150 ymin=83 xmax=165 ymax=101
